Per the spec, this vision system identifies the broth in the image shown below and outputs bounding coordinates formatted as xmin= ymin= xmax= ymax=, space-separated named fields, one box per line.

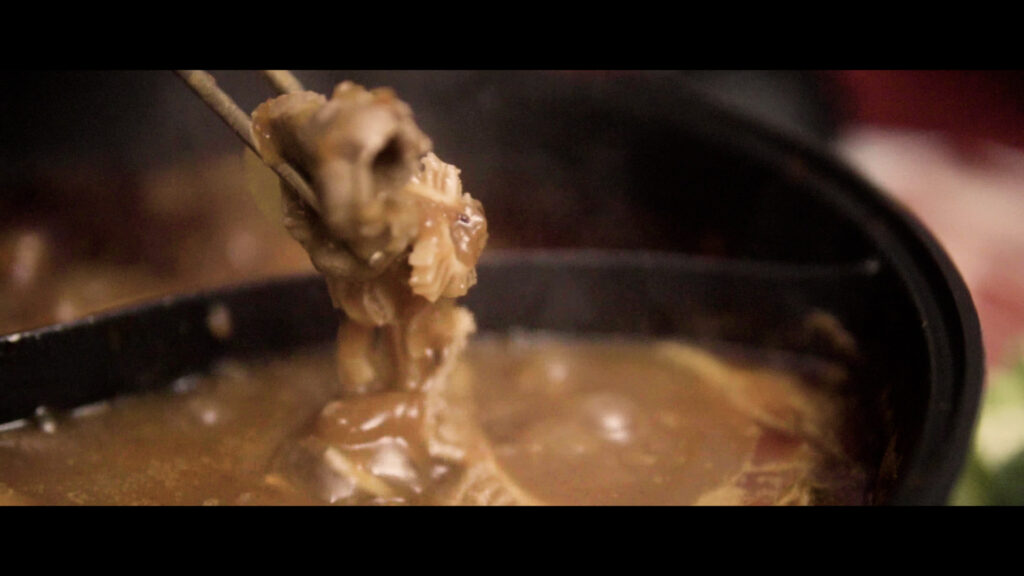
xmin=0 ymin=335 xmax=867 ymax=506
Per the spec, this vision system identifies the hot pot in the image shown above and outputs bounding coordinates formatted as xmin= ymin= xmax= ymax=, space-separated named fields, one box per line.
xmin=0 ymin=71 xmax=983 ymax=504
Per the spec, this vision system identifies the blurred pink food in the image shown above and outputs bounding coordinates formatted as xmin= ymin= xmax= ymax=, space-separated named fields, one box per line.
xmin=839 ymin=128 xmax=1024 ymax=368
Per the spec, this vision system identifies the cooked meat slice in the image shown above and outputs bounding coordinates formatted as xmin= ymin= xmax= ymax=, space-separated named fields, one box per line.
xmin=251 ymin=81 xmax=528 ymax=504
xmin=250 ymin=82 xmax=487 ymax=394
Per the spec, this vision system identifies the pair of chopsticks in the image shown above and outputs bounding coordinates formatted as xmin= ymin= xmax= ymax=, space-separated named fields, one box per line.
xmin=174 ymin=70 xmax=320 ymax=213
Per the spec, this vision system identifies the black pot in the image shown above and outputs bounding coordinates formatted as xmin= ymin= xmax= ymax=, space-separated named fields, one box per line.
xmin=0 ymin=71 xmax=983 ymax=505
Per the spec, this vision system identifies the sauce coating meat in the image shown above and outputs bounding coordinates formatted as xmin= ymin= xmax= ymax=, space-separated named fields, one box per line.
xmin=250 ymin=82 xmax=513 ymax=502
xmin=251 ymin=82 xmax=487 ymax=395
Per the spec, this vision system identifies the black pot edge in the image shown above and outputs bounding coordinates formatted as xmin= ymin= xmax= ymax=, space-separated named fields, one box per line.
xmin=697 ymin=91 xmax=986 ymax=505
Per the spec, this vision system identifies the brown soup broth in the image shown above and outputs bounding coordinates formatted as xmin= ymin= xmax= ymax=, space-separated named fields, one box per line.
xmin=0 ymin=335 xmax=870 ymax=506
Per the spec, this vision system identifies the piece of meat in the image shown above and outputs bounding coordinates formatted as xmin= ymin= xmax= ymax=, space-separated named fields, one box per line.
xmin=250 ymin=82 xmax=488 ymax=394
xmin=406 ymin=153 xmax=487 ymax=302
xmin=252 ymin=83 xmax=428 ymax=268
xmin=250 ymin=82 xmax=532 ymax=504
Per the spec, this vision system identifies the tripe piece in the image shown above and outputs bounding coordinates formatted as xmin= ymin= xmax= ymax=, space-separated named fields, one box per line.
xmin=251 ymin=82 xmax=487 ymax=393
xmin=251 ymin=82 xmax=533 ymax=504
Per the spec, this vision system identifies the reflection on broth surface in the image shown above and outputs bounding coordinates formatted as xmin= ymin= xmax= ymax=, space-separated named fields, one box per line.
xmin=0 ymin=335 xmax=867 ymax=506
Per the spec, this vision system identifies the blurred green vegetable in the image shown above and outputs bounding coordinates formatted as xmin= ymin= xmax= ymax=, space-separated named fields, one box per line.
xmin=951 ymin=355 xmax=1024 ymax=505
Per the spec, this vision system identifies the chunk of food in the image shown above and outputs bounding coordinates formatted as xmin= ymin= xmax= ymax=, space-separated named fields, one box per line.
xmin=251 ymin=81 xmax=488 ymax=393
xmin=250 ymin=82 xmax=538 ymax=504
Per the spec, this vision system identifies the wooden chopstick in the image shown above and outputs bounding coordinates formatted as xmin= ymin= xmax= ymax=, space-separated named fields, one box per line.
xmin=262 ymin=70 xmax=305 ymax=94
xmin=174 ymin=70 xmax=320 ymax=213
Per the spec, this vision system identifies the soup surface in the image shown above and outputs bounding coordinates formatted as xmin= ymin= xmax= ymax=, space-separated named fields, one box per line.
xmin=0 ymin=334 xmax=867 ymax=506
